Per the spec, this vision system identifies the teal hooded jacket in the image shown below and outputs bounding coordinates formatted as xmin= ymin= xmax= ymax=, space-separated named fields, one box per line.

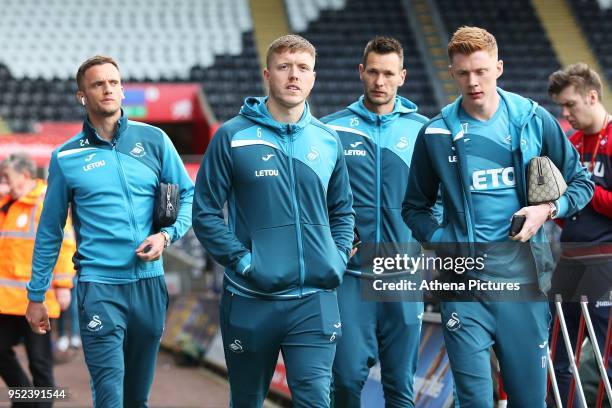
xmin=402 ymin=88 xmax=594 ymax=292
xmin=192 ymin=97 xmax=355 ymax=298
xmin=28 ymin=111 xmax=195 ymax=302
xmin=322 ymin=96 xmax=428 ymax=276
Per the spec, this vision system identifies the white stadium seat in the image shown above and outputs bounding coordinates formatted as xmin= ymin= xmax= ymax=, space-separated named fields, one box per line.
xmin=0 ymin=0 xmax=253 ymax=80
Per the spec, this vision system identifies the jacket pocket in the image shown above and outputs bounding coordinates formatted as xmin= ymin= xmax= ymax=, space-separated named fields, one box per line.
xmin=302 ymin=224 xmax=346 ymax=289
xmin=431 ymin=220 xmax=455 ymax=243
xmin=77 ymin=282 xmax=89 ymax=311
xmin=78 ymin=283 xmax=115 ymax=339
xmin=248 ymin=225 xmax=299 ymax=292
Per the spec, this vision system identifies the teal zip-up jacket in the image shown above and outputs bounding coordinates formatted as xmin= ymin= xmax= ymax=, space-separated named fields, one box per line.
xmin=322 ymin=96 xmax=428 ymax=276
xmin=402 ymin=88 xmax=594 ymax=292
xmin=28 ymin=111 xmax=194 ymax=302
xmin=192 ymin=97 xmax=355 ymax=298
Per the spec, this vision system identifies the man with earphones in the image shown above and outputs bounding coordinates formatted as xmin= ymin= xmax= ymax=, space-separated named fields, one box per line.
xmin=25 ymin=55 xmax=194 ymax=407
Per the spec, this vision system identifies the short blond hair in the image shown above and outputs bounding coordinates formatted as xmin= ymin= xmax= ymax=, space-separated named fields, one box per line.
xmin=447 ymin=26 xmax=498 ymax=61
xmin=265 ymin=34 xmax=316 ymax=68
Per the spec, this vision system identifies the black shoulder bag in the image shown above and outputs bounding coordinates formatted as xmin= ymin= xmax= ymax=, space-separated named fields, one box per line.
xmin=154 ymin=182 xmax=179 ymax=229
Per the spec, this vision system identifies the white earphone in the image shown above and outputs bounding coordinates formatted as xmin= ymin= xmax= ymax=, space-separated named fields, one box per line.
xmin=81 ymin=97 xmax=86 ymax=106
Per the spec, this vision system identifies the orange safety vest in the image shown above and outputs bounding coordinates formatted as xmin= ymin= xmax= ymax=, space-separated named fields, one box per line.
xmin=0 ymin=179 xmax=76 ymax=318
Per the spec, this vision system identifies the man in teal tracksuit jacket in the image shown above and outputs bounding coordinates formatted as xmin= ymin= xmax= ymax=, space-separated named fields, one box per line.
xmin=25 ymin=56 xmax=194 ymax=407
xmin=402 ymin=27 xmax=593 ymax=407
xmin=321 ymin=36 xmax=427 ymax=407
xmin=192 ymin=35 xmax=354 ymax=408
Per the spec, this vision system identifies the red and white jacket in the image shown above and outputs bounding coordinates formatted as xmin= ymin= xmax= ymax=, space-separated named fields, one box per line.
xmin=561 ymin=122 xmax=612 ymax=245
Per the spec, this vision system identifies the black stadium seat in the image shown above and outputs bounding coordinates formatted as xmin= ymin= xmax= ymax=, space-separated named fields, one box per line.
xmin=287 ymin=0 xmax=438 ymax=118
xmin=435 ymin=0 xmax=562 ymax=115
xmin=568 ymin=0 xmax=612 ymax=84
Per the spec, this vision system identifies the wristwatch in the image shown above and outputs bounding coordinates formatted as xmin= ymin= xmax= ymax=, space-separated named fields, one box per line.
xmin=160 ymin=230 xmax=171 ymax=248
xmin=548 ymin=201 xmax=558 ymax=220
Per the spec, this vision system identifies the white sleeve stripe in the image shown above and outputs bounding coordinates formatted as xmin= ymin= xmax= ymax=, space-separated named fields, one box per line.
xmin=327 ymin=125 xmax=371 ymax=139
xmin=57 ymin=147 xmax=96 ymax=158
xmin=231 ymin=140 xmax=278 ymax=149
xmin=424 ymin=127 xmax=452 ymax=135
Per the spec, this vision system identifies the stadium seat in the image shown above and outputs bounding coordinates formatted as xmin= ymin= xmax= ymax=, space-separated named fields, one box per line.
xmin=435 ymin=0 xmax=562 ymax=114
xmin=568 ymin=0 xmax=612 ymax=84
xmin=0 ymin=0 xmax=262 ymax=127
xmin=0 ymin=0 xmax=253 ymax=81
xmin=284 ymin=0 xmax=438 ymax=118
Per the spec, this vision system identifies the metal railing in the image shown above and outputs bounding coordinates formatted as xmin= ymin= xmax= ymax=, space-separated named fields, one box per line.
xmin=547 ymin=295 xmax=612 ymax=408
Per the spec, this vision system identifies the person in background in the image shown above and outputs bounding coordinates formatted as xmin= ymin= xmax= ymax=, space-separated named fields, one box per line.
xmin=0 ymin=178 xmax=8 ymax=199
xmin=548 ymin=62 xmax=612 ymax=407
xmin=0 ymin=153 xmax=76 ymax=407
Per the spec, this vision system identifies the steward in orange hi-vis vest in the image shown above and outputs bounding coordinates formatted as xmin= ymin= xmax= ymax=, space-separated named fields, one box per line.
xmin=0 ymin=179 xmax=76 ymax=318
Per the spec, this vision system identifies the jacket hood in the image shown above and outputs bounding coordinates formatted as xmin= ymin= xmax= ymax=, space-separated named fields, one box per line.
xmin=239 ymin=96 xmax=312 ymax=135
xmin=441 ymin=87 xmax=538 ymax=136
xmin=347 ymin=95 xmax=418 ymax=124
